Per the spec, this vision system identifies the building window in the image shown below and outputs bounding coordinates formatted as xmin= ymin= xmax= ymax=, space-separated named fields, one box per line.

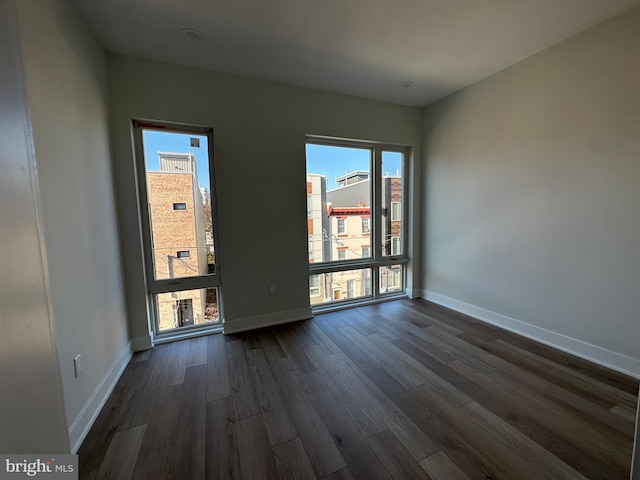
xmin=380 ymin=265 xmax=402 ymax=293
xmin=392 ymin=269 xmax=401 ymax=288
xmin=362 ymin=217 xmax=370 ymax=234
xmin=176 ymin=299 xmax=194 ymax=327
xmin=362 ymin=246 xmax=370 ymax=257
xmin=346 ymin=280 xmax=356 ymax=298
xmin=391 ymin=237 xmax=401 ymax=256
xmin=176 ymin=250 xmax=190 ymax=258
xmin=173 ymin=202 xmax=187 ymax=210
xmin=337 ymin=218 xmax=346 ymax=235
xmin=309 ymin=275 xmax=320 ymax=296
xmin=338 ymin=249 xmax=347 ymax=260
xmin=391 ymin=202 xmax=401 ymax=221
xmin=363 ymin=278 xmax=372 ymax=296
xmin=307 ymin=195 xmax=312 ymax=218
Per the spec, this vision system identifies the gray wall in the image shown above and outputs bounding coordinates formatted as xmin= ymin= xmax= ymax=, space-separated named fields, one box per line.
xmin=422 ymin=6 xmax=640 ymax=375
xmin=107 ymin=54 xmax=422 ymax=341
xmin=16 ymin=0 xmax=130 ymax=450
xmin=634 ymin=397 xmax=640 ymax=479
xmin=0 ymin=0 xmax=69 ymax=453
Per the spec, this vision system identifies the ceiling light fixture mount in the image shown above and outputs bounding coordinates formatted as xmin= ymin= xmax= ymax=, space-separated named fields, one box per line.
xmin=180 ymin=28 xmax=202 ymax=42
xmin=401 ymin=81 xmax=414 ymax=89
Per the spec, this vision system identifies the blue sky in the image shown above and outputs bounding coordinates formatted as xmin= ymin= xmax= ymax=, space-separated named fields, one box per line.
xmin=306 ymin=144 xmax=402 ymax=189
xmin=143 ymin=130 xmax=210 ymax=190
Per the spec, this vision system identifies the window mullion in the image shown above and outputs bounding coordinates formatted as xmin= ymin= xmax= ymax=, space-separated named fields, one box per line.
xmin=372 ymin=146 xmax=383 ymax=264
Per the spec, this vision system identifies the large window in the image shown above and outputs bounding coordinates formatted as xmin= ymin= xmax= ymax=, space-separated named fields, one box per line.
xmin=134 ymin=122 xmax=222 ymax=336
xmin=306 ymin=138 xmax=408 ymax=308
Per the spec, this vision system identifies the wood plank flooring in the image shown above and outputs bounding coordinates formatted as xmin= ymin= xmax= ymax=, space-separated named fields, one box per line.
xmin=78 ymin=299 xmax=639 ymax=480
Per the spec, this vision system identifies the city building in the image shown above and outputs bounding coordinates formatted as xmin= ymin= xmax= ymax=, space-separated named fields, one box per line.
xmin=308 ymin=171 xmax=403 ymax=304
xmin=147 ymin=152 xmax=216 ymax=330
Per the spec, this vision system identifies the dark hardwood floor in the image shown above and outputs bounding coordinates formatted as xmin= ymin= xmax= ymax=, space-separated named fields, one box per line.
xmin=78 ymin=299 xmax=639 ymax=480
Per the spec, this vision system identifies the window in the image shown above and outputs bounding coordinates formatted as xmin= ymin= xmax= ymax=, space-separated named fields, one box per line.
xmin=391 ymin=269 xmax=401 ymax=288
xmin=391 ymin=237 xmax=401 ymax=256
xmin=176 ymin=299 xmax=194 ymax=327
xmin=310 ymin=269 xmax=372 ymax=305
xmin=134 ymin=123 xmax=221 ymax=336
xmin=155 ymin=288 xmax=218 ymax=330
xmin=380 ymin=265 xmax=402 ymax=293
xmin=306 ymin=138 xmax=408 ymax=308
xmin=382 ymin=152 xmax=404 ymax=258
xmin=307 ymin=195 xmax=312 ymax=218
xmin=309 ymin=275 xmax=320 ymax=296
xmin=346 ymin=280 xmax=356 ymax=298
xmin=363 ymin=277 xmax=372 ymax=296
xmin=391 ymin=202 xmax=401 ymax=221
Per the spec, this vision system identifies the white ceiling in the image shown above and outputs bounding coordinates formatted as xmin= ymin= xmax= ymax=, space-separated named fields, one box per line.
xmin=73 ymin=0 xmax=639 ymax=107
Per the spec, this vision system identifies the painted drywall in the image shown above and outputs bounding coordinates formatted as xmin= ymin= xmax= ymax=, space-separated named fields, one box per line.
xmin=422 ymin=5 xmax=640 ymax=374
xmin=106 ymin=54 xmax=422 ymax=341
xmin=16 ymin=0 xmax=130 ymax=448
xmin=0 ymin=0 xmax=69 ymax=453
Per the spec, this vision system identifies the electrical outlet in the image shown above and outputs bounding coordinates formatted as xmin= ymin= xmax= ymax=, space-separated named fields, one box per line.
xmin=268 ymin=283 xmax=276 ymax=295
xmin=73 ymin=354 xmax=82 ymax=378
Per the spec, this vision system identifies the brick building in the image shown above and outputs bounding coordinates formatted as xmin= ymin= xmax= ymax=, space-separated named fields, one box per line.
xmin=147 ymin=152 xmax=215 ymax=330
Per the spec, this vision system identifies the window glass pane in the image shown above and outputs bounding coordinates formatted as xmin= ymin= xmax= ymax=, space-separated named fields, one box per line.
xmin=309 ymin=275 xmax=320 ymax=297
xmin=391 ymin=237 xmax=401 ymax=255
xmin=391 ymin=202 xmax=401 ymax=221
xmin=381 ymin=151 xmax=403 ymax=257
xmin=143 ymin=130 xmax=215 ymax=278
xmin=309 ymin=269 xmax=372 ymax=305
xmin=306 ymin=144 xmax=371 ymax=262
xmin=361 ymin=217 xmax=370 ymax=234
xmin=155 ymin=287 xmax=220 ymax=332
xmin=380 ymin=265 xmax=403 ymax=294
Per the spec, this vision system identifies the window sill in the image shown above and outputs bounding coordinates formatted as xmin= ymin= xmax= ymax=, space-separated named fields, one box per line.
xmin=311 ymin=292 xmax=407 ymax=315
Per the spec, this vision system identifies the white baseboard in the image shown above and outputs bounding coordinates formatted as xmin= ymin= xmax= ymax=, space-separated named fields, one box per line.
xmin=421 ymin=290 xmax=640 ymax=379
xmin=68 ymin=341 xmax=133 ymax=453
xmin=131 ymin=334 xmax=153 ymax=352
xmin=223 ymin=307 xmax=312 ymax=334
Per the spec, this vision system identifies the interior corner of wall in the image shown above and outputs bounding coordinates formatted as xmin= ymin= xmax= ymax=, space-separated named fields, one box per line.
xmin=131 ymin=333 xmax=153 ymax=352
